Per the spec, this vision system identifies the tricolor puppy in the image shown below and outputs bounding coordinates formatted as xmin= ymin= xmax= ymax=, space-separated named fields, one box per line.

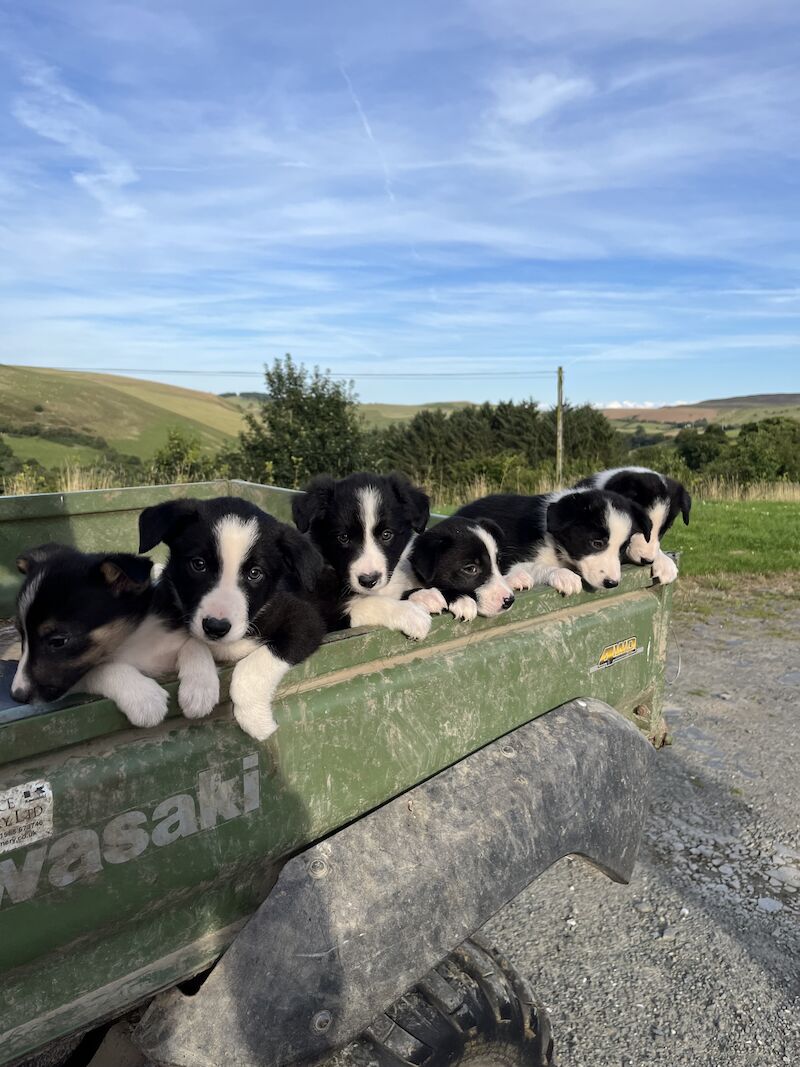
xmin=292 ymin=472 xmax=434 ymax=639
xmin=406 ymin=516 xmax=515 ymax=622
xmin=575 ymin=467 xmax=690 ymax=584
xmin=138 ymin=496 xmax=326 ymax=740
xmin=455 ymin=489 xmax=653 ymax=595
xmin=10 ymin=544 xmax=173 ymax=726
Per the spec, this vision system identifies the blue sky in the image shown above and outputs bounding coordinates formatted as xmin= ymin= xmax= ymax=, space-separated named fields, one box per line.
xmin=1 ymin=1 xmax=799 ymax=408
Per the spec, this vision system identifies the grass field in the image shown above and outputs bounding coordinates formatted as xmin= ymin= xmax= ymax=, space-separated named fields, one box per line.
xmin=225 ymin=394 xmax=474 ymax=429
xmin=657 ymin=500 xmax=799 ymax=576
xmin=3 ymin=434 xmax=103 ymax=467
xmin=0 ymin=366 xmax=244 ymax=457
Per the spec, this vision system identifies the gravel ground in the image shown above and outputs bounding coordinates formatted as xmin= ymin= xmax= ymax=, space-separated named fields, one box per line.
xmin=485 ymin=581 xmax=800 ymax=1067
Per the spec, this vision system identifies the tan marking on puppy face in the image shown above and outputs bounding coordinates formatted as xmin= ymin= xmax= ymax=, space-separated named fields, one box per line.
xmin=74 ymin=618 xmax=136 ymax=667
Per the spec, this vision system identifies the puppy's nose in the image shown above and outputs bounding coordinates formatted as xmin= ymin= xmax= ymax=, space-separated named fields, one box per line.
xmin=202 ymin=616 xmax=232 ymax=638
xmin=358 ymin=572 xmax=380 ymax=589
xmin=501 ymin=594 xmax=515 ymax=610
xmin=603 ymin=578 xmax=619 ymax=589
xmin=10 ymin=685 xmax=30 ymax=704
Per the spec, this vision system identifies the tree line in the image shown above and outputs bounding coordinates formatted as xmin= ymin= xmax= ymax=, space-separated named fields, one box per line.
xmin=3 ymin=355 xmax=798 ymax=499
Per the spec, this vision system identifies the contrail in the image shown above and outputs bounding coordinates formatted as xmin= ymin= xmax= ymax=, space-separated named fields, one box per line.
xmin=338 ymin=59 xmax=397 ymax=205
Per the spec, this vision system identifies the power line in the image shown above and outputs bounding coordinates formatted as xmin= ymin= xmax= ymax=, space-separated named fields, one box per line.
xmin=25 ymin=365 xmax=558 ymax=380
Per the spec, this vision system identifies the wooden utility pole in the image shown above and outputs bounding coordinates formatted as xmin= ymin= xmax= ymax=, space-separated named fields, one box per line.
xmin=556 ymin=365 xmax=564 ymax=486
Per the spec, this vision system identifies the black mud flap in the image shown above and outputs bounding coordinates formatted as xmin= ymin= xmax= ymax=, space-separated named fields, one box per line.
xmin=135 ymin=698 xmax=653 ymax=1067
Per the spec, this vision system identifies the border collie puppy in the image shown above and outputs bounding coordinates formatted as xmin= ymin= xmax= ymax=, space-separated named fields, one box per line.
xmin=574 ymin=467 xmax=690 ymax=584
xmin=11 ymin=544 xmax=173 ymax=726
xmin=138 ymin=496 xmax=326 ymax=740
xmin=406 ymin=516 xmax=515 ymax=622
xmin=292 ymin=472 xmax=434 ymax=640
xmin=455 ymin=489 xmax=653 ymax=595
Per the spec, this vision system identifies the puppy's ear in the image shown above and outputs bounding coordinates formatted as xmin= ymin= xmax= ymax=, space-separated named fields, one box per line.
xmin=410 ymin=530 xmax=447 ymax=586
xmin=278 ymin=526 xmax=324 ymax=592
xmin=16 ymin=543 xmax=63 ymax=575
xmin=629 ymin=502 xmax=653 ymax=542
xmin=96 ymin=554 xmax=153 ymax=597
xmin=138 ymin=499 xmax=200 ymax=553
xmin=474 ymin=516 xmax=505 ymax=551
xmin=680 ymin=488 xmax=692 ymax=526
xmin=387 ymin=472 xmax=430 ymax=533
xmin=292 ymin=476 xmax=335 ymax=534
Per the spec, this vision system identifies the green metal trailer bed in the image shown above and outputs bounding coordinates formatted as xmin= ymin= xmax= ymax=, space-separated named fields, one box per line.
xmin=0 ymin=480 xmax=672 ymax=1067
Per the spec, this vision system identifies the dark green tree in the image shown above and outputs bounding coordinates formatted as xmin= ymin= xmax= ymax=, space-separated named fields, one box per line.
xmin=231 ymin=355 xmax=368 ymax=487
xmin=675 ymin=423 xmax=729 ymax=470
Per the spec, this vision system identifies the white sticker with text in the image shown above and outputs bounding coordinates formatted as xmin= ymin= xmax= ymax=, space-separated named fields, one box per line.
xmin=0 ymin=780 xmax=54 ymax=855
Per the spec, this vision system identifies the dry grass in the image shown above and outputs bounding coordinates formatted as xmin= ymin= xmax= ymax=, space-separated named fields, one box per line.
xmin=688 ymin=478 xmax=800 ymax=502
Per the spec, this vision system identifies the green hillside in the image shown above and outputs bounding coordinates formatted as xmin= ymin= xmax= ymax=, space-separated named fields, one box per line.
xmin=223 ymin=393 xmax=474 ymax=429
xmin=0 ymin=365 xmax=244 ymax=460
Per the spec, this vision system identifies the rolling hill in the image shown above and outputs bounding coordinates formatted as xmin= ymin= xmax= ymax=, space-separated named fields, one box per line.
xmin=602 ymin=394 xmax=800 ymax=437
xmin=0 ymin=365 xmax=245 ymax=465
xmin=3 ymin=365 xmax=798 ymax=471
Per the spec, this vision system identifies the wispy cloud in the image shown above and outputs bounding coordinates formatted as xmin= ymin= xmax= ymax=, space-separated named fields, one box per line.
xmin=0 ymin=0 xmax=799 ymax=404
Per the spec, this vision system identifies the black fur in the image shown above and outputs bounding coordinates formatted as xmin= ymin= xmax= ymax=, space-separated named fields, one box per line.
xmin=455 ymin=489 xmax=652 ymax=589
xmin=139 ymin=495 xmax=325 ymax=660
xmin=11 ymin=545 xmax=154 ymax=704
xmin=292 ymin=472 xmax=430 ymax=627
xmin=407 ymin=516 xmax=509 ymax=608
xmin=575 ymin=468 xmax=691 ymax=541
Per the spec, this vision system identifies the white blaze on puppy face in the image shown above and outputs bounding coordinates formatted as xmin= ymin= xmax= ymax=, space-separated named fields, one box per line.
xmin=193 ymin=517 xmax=259 ymax=642
xmin=11 ymin=572 xmax=43 ymax=699
xmin=349 ymin=486 xmax=388 ymax=594
xmin=577 ymin=506 xmax=631 ymax=589
xmin=471 ymin=525 xmax=514 ymax=616
xmin=628 ymin=499 xmax=668 ymax=564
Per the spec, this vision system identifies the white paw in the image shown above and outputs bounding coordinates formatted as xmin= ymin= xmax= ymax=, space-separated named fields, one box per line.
xmin=396 ymin=602 xmax=432 ymax=640
xmin=178 ymin=670 xmax=220 ymax=719
xmin=508 ymin=569 xmax=534 ymax=591
xmin=118 ymin=676 xmax=169 ymax=728
xmin=409 ymin=587 xmax=448 ymax=614
xmin=449 ymin=595 xmax=478 ymax=622
xmin=233 ymin=700 xmax=278 ymax=741
xmin=550 ymin=568 xmax=583 ymax=596
xmin=651 ymin=553 xmax=678 ymax=584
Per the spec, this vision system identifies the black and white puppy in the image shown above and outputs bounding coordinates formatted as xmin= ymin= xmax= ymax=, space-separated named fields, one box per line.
xmin=138 ymin=496 xmax=325 ymax=740
xmin=10 ymin=544 xmax=173 ymax=725
xmin=575 ymin=467 xmax=690 ymax=584
xmin=406 ymin=516 xmax=515 ymax=621
xmin=292 ymin=472 xmax=434 ymax=639
xmin=455 ymin=489 xmax=653 ymax=595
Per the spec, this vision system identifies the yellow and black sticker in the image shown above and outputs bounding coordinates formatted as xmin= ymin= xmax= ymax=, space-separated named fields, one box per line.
xmin=590 ymin=636 xmax=641 ymax=673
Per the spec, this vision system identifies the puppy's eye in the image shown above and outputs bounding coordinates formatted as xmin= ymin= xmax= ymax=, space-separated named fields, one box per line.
xmin=379 ymin=529 xmax=394 ymax=543
xmin=337 ymin=533 xmax=350 ymax=546
xmin=190 ymin=557 xmax=207 ymax=573
xmin=462 ymin=563 xmax=479 ymax=576
xmin=47 ymin=634 xmax=69 ymax=649
xmin=246 ymin=566 xmax=264 ymax=582
xmin=591 ymin=538 xmax=608 ymax=551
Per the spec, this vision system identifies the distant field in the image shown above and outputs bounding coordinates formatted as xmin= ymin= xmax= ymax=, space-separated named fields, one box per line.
xmin=3 ymin=435 xmax=102 ymax=467
xmin=662 ymin=500 xmax=800 ymax=576
xmin=222 ymin=393 xmax=474 ymax=428
xmin=604 ymin=402 xmax=800 ymax=437
xmin=0 ymin=366 xmax=244 ymax=458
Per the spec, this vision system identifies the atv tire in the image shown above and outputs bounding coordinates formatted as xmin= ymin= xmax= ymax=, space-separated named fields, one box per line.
xmin=333 ymin=934 xmax=555 ymax=1067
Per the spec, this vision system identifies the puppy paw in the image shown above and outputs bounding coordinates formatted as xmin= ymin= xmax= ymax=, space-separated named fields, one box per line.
xmin=449 ymin=595 xmax=478 ymax=622
xmin=118 ymin=677 xmax=169 ymax=728
xmin=396 ymin=602 xmax=432 ymax=640
xmin=508 ymin=569 xmax=534 ymax=591
xmin=178 ymin=670 xmax=220 ymax=719
xmin=409 ymin=587 xmax=448 ymax=614
xmin=651 ymin=553 xmax=678 ymax=585
xmin=233 ymin=701 xmax=278 ymax=741
xmin=549 ymin=568 xmax=583 ymax=596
